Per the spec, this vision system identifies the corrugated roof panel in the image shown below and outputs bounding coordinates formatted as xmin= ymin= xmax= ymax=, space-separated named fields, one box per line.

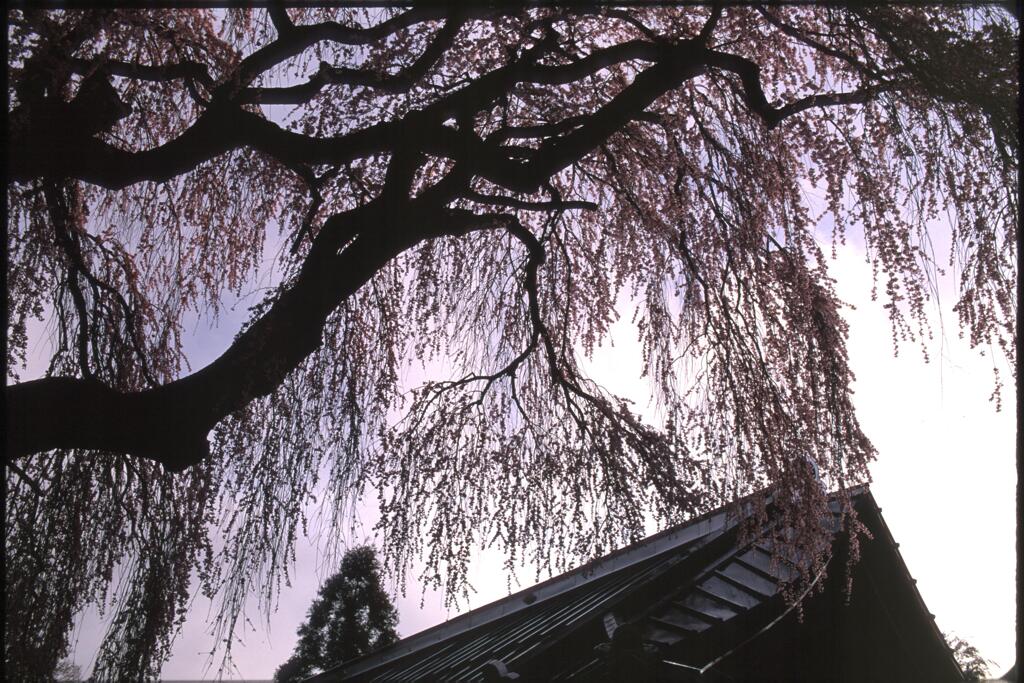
xmin=680 ymin=591 xmax=741 ymax=621
xmin=313 ymin=503 xmax=739 ymax=682
xmin=700 ymin=575 xmax=761 ymax=609
xmin=718 ymin=562 xmax=778 ymax=597
xmin=363 ymin=552 xmax=684 ymax=681
xmin=653 ymin=610 xmax=712 ymax=633
xmin=736 ymin=546 xmax=792 ymax=581
xmin=638 ymin=531 xmax=790 ymax=654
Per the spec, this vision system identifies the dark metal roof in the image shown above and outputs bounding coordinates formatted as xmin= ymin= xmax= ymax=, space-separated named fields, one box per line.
xmin=310 ymin=496 xmax=741 ymax=682
xmin=310 ymin=486 xmax=963 ymax=682
xmin=370 ymin=550 xmax=680 ymax=681
xmin=550 ymin=509 xmax=821 ymax=680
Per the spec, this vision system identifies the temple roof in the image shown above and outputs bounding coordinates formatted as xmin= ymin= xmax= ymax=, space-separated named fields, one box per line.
xmin=310 ymin=486 xmax=963 ymax=682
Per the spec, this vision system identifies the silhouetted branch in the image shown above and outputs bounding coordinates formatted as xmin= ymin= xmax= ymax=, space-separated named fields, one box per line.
xmin=699 ymin=2 xmax=724 ymax=44
xmin=66 ymin=56 xmax=215 ymax=89
xmin=267 ymin=3 xmax=294 ymax=37
xmin=242 ymin=15 xmax=467 ymax=103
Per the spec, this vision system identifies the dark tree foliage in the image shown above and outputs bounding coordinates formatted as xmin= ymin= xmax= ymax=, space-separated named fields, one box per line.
xmin=4 ymin=6 xmax=1016 ymax=679
xmin=945 ymin=633 xmax=995 ymax=682
xmin=274 ymin=546 xmax=398 ymax=682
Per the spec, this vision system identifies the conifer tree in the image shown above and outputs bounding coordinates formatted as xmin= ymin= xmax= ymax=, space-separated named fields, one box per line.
xmin=274 ymin=546 xmax=398 ymax=682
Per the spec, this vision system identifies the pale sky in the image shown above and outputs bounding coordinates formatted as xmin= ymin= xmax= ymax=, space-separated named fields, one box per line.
xmin=41 ymin=218 xmax=1015 ymax=679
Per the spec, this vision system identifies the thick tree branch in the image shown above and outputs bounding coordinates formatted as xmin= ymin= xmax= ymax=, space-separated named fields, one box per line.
xmin=9 ymin=105 xmax=241 ymax=187
xmin=772 ymin=89 xmax=884 ymax=122
xmin=703 ymin=49 xmax=887 ymax=128
xmin=225 ymin=7 xmax=477 ymax=96
xmin=516 ymin=43 xmax=708 ymax=190
xmin=267 ymin=3 xmax=295 ymax=37
xmin=698 ymin=2 xmax=724 ymax=44
xmin=241 ymin=14 xmax=467 ymax=104
xmin=5 ymin=197 xmax=498 ymax=470
xmin=66 ymin=56 xmax=214 ymax=89
xmin=9 ymin=39 xmax=662 ymax=188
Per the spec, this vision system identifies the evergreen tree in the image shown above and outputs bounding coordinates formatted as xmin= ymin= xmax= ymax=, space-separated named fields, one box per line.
xmin=945 ymin=633 xmax=994 ymax=681
xmin=274 ymin=546 xmax=398 ymax=682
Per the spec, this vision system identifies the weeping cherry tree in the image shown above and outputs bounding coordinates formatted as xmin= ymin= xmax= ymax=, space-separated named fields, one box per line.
xmin=4 ymin=5 xmax=1017 ymax=679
